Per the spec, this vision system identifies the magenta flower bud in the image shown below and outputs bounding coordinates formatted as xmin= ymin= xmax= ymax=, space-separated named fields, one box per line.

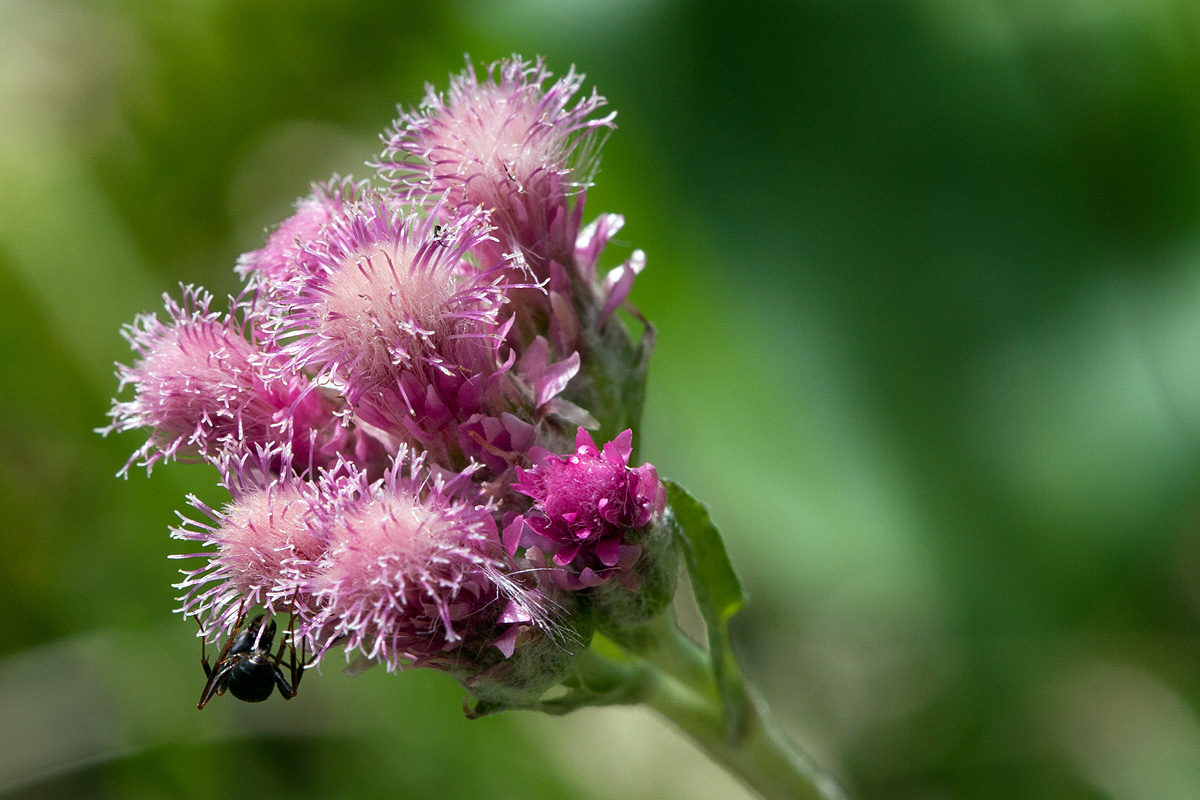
xmin=102 ymin=287 xmax=338 ymax=475
xmin=299 ymin=450 xmax=552 ymax=673
xmin=509 ymin=428 xmax=666 ymax=586
xmin=379 ymin=55 xmax=615 ymax=279
xmin=236 ymin=176 xmax=369 ymax=287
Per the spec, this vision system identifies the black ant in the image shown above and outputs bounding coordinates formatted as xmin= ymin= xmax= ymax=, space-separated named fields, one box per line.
xmin=196 ymin=607 xmax=308 ymax=710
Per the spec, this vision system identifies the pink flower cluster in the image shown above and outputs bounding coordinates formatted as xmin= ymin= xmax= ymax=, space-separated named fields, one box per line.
xmin=104 ymin=56 xmax=669 ymax=694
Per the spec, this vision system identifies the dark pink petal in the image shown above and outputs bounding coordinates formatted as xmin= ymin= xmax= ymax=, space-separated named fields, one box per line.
xmin=549 ymin=260 xmax=572 ymax=294
xmin=574 ymin=427 xmax=598 ymax=453
xmin=457 ymin=374 xmax=484 ymax=410
xmin=574 ymin=213 xmax=624 ymax=282
xmin=603 ymin=429 xmax=633 ymax=465
xmin=576 ymin=568 xmax=606 ymax=588
xmin=617 ymin=545 xmax=642 ymax=570
xmin=548 ymin=261 xmax=581 ymax=355
xmin=595 ymin=536 xmax=621 ymax=567
xmin=502 ymin=414 xmax=537 ymax=453
xmin=502 ymin=516 xmax=525 ymax=556
xmin=599 ymin=496 xmax=626 ymax=526
xmin=533 ymin=351 xmax=580 ymax=409
xmin=553 ymin=544 xmax=581 ymax=566
xmin=498 ymin=598 xmax=533 ymax=624
xmin=541 ymin=397 xmax=599 ymax=430
xmin=517 ymin=335 xmax=550 ymax=378
xmin=599 ymin=249 xmax=645 ymax=325
xmin=490 ymin=625 xmax=521 ymax=658
xmin=615 ymin=570 xmax=639 ymax=591
xmin=549 ymin=289 xmax=580 ymax=356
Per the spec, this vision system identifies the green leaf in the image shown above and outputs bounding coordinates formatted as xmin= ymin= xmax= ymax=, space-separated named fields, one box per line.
xmin=666 ymin=481 xmax=745 ymax=622
xmin=665 ymin=481 xmax=749 ymax=741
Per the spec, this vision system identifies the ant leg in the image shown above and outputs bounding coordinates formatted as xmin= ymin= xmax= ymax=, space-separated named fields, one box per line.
xmin=272 ymin=643 xmax=300 ymax=701
xmin=271 ymin=596 xmax=295 ymax=669
xmin=287 ymin=596 xmax=308 ymax=697
xmin=196 ymin=597 xmax=251 ymax=711
xmin=194 ymin=616 xmax=212 ymax=679
xmin=198 ymin=662 xmax=235 ymax=711
xmin=290 ymin=634 xmax=308 ymax=695
xmin=287 ymin=588 xmax=308 ymax=692
xmin=273 ymin=599 xmax=300 ymax=701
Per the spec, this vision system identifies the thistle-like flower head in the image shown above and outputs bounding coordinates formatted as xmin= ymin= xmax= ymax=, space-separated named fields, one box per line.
xmin=301 ymin=449 xmax=548 ymax=670
xmin=269 ymin=199 xmax=514 ymax=397
xmin=102 ymin=287 xmax=314 ymax=474
xmin=510 ymin=428 xmax=665 ymax=586
xmin=173 ymin=447 xmax=329 ymax=639
xmin=264 ymin=198 xmax=527 ymax=456
xmin=379 ymin=55 xmax=615 ymax=275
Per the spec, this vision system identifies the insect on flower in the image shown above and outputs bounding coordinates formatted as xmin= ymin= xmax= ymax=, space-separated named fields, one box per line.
xmin=196 ymin=607 xmax=309 ymax=710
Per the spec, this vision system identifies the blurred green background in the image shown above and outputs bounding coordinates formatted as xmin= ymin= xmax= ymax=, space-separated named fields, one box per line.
xmin=3 ymin=0 xmax=1200 ymax=798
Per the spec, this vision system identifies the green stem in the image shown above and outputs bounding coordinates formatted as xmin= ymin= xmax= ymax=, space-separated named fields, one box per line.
xmin=603 ymin=612 xmax=712 ymax=690
xmin=610 ymin=616 xmax=848 ymax=800
xmin=643 ymin=668 xmax=845 ymax=800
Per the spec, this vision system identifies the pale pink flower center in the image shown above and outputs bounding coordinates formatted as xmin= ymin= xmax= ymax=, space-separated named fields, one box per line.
xmin=143 ymin=324 xmax=253 ymax=389
xmin=218 ymin=488 xmax=322 ymax=593
xmin=342 ymin=493 xmax=438 ymax=562
xmin=320 ymin=244 xmax=458 ymax=370
xmin=441 ymin=88 xmax=557 ymax=202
